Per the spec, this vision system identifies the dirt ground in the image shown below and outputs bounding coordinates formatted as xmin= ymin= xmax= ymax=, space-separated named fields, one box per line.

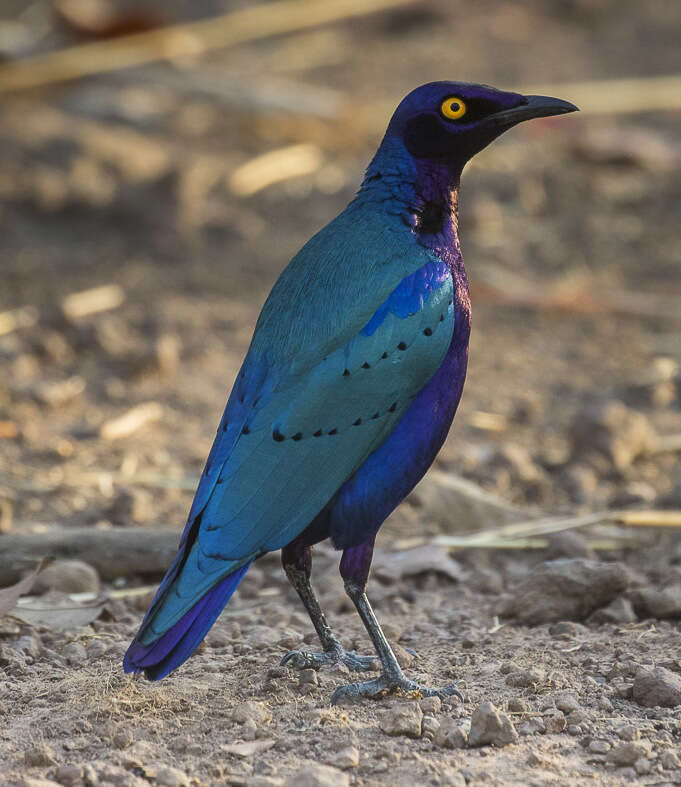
xmin=1 ymin=1 xmax=681 ymax=785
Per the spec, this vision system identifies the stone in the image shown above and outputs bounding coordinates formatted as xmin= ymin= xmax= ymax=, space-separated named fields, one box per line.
xmin=392 ymin=642 xmax=414 ymax=669
xmin=606 ymin=741 xmax=652 ymax=767
xmin=633 ymin=667 xmax=681 ymax=707
xmin=328 ymin=745 xmax=359 ymax=769
xmin=634 ymin=758 xmax=652 ymax=776
xmin=33 ymin=560 xmax=100 ymax=595
xmin=379 ymin=701 xmax=423 ymax=738
xmin=588 ymin=740 xmax=611 ymax=754
xmin=554 ymin=692 xmax=580 ymax=714
xmin=502 ymin=559 xmax=630 ymax=624
xmin=616 ymin=724 xmax=639 ymax=741
xmin=232 ymin=700 xmax=272 ymax=725
xmin=468 ymin=701 xmax=518 ymax=747
xmin=421 ymin=714 xmax=440 ymax=741
xmin=63 ymin=642 xmax=87 ymax=666
xmin=420 ymin=695 xmax=441 ymax=714
xmin=507 ymin=698 xmax=530 ymax=713
xmin=588 ymin=597 xmax=637 ymax=624
xmin=434 ymin=718 xmax=468 ymax=749
xmin=298 ymin=668 xmax=318 ymax=686
xmin=517 ymin=717 xmax=545 ymax=736
xmin=13 ymin=635 xmax=40 ymax=660
xmin=544 ymin=713 xmax=566 ymax=734
xmin=155 ymin=767 xmax=190 ymax=787
xmin=283 ymin=763 xmax=349 ymax=787
xmin=631 ymin=586 xmax=681 ymax=619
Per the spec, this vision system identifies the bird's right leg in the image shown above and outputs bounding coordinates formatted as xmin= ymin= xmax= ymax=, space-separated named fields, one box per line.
xmin=279 ymin=541 xmax=376 ymax=672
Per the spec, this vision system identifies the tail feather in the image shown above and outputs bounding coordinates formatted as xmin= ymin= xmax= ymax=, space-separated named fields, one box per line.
xmin=123 ymin=562 xmax=251 ymax=680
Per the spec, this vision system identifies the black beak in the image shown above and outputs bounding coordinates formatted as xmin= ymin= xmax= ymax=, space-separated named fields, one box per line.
xmin=487 ymin=94 xmax=579 ymax=129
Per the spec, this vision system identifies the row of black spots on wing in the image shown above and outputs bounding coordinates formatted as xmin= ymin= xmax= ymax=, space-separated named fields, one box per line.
xmin=423 ymin=327 xmax=433 ymax=336
xmin=273 ymin=426 xmax=338 ymax=441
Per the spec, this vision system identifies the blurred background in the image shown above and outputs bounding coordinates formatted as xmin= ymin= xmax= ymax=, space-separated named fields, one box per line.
xmin=0 ymin=0 xmax=680 ymax=544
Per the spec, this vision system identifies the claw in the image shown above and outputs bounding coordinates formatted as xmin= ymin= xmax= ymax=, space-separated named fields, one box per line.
xmin=331 ymin=674 xmax=464 ymax=705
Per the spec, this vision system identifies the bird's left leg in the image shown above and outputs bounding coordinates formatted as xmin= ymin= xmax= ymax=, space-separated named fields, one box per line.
xmin=331 ymin=539 xmax=464 ymax=704
xmin=279 ymin=540 xmax=376 ymax=672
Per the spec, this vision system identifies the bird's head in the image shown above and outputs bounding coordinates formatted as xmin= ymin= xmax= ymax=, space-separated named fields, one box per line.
xmin=381 ymin=81 xmax=578 ymax=177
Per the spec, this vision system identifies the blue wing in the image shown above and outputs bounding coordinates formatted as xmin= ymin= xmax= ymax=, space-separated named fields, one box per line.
xmin=138 ymin=256 xmax=454 ymax=643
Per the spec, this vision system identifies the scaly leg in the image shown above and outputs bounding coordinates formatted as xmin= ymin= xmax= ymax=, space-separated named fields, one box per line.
xmin=279 ymin=540 xmax=376 ymax=672
xmin=330 ymin=540 xmax=464 ymax=704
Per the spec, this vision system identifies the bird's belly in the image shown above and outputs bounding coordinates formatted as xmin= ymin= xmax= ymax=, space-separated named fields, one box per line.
xmin=325 ymin=285 xmax=471 ymax=549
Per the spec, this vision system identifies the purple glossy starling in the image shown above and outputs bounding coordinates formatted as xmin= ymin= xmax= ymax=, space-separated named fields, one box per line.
xmin=124 ymin=82 xmax=577 ymax=702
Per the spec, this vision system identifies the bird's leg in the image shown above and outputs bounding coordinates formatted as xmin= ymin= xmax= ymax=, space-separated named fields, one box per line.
xmin=279 ymin=541 xmax=376 ymax=672
xmin=331 ymin=540 xmax=464 ymax=704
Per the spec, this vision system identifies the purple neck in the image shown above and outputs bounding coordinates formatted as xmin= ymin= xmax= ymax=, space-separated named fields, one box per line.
xmin=361 ymin=139 xmax=465 ymax=277
xmin=408 ymin=159 xmax=463 ymax=266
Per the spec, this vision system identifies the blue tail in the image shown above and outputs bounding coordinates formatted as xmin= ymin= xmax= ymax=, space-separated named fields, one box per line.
xmin=123 ymin=562 xmax=251 ymax=680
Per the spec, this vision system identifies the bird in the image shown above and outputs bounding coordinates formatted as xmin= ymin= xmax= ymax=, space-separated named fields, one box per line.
xmin=124 ymin=82 xmax=577 ymax=703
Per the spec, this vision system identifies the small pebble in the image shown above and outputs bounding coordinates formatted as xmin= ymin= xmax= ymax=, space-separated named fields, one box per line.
xmin=233 ymin=700 xmax=272 ymax=725
xmin=421 ymin=714 xmax=440 ymax=741
xmin=616 ymin=724 xmax=640 ymax=742
xmin=555 ymin=692 xmax=580 ymax=714
xmin=508 ymin=698 xmax=529 ymax=713
xmin=544 ymin=713 xmax=566 ymax=734
xmin=633 ymin=666 xmax=681 ymax=708
xmin=34 ymin=560 xmax=100 ymax=594
xmin=505 ymin=667 xmax=544 ymax=690
xmin=283 ymin=763 xmax=349 ymax=787
xmin=155 ymin=766 xmax=190 ymax=787
xmin=606 ymin=741 xmax=652 ymax=767
xmin=379 ymin=702 xmax=423 ymax=738
xmin=328 ymin=745 xmax=359 ymax=770
xmin=588 ymin=740 xmax=611 ymax=754
xmin=434 ymin=718 xmax=468 ymax=749
xmin=468 ymin=701 xmax=518 ymax=747
xmin=420 ymin=695 xmax=441 ymax=715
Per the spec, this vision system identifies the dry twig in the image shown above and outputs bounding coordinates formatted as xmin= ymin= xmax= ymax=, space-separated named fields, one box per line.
xmin=0 ymin=0 xmax=414 ymax=93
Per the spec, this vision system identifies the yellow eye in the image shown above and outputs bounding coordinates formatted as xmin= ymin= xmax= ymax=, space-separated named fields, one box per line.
xmin=440 ymin=97 xmax=467 ymax=120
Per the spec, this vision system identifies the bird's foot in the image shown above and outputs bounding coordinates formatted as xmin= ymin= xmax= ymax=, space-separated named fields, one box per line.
xmin=330 ymin=670 xmax=464 ymax=705
xmin=280 ymin=643 xmax=376 ymax=673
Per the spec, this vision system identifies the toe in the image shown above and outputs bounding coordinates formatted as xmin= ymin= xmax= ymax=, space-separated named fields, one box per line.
xmin=280 ymin=650 xmax=314 ymax=669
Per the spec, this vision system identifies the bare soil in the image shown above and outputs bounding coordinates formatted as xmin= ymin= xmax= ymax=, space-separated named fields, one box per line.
xmin=1 ymin=1 xmax=681 ymax=785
